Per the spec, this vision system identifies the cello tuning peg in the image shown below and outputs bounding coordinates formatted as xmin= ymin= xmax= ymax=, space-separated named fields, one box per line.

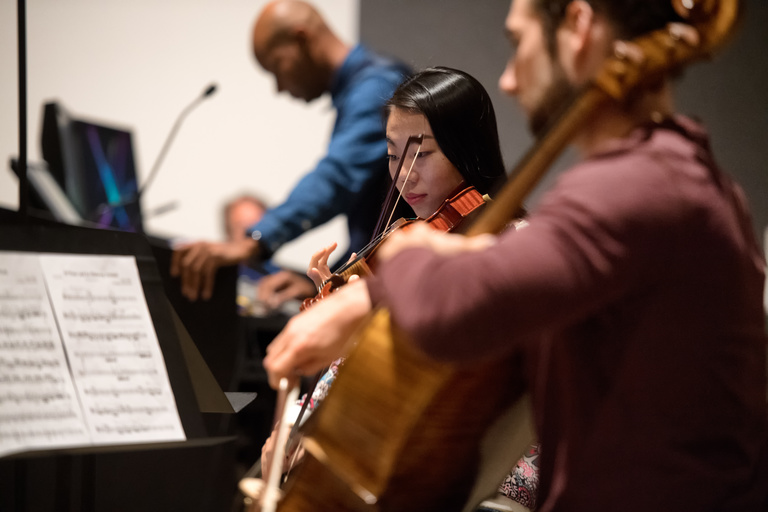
xmin=668 ymin=22 xmax=701 ymax=47
xmin=613 ymin=40 xmax=645 ymax=64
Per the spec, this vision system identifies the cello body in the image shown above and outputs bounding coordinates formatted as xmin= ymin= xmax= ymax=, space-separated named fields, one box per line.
xmin=278 ymin=310 xmax=534 ymax=512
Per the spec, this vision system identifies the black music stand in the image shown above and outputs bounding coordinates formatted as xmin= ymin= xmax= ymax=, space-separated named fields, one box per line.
xmin=0 ymin=209 xmax=252 ymax=512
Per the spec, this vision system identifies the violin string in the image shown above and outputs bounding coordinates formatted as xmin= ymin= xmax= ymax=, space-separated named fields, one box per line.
xmin=385 ymin=137 xmax=422 ymax=230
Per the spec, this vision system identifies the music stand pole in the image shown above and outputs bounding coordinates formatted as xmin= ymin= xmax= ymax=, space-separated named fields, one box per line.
xmin=17 ymin=0 xmax=28 ymax=218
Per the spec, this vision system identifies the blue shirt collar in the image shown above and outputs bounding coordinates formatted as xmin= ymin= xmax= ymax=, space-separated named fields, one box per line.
xmin=329 ymin=44 xmax=367 ymax=108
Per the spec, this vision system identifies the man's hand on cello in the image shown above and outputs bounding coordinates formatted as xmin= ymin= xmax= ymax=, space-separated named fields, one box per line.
xmin=263 ymin=279 xmax=372 ymax=389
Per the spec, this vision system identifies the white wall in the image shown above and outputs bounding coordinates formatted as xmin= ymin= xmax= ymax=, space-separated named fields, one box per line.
xmin=0 ymin=0 xmax=357 ymax=270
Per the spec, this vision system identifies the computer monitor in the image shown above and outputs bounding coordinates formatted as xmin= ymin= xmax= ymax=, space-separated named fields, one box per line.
xmin=41 ymin=101 xmax=144 ymax=233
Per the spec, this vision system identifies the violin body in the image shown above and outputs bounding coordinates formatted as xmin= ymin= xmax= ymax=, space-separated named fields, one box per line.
xmin=301 ymin=186 xmax=487 ymax=310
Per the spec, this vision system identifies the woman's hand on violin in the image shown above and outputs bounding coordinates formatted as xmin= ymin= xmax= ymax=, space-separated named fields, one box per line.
xmin=307 ymin=242 xmax=337 ymax=289
xmin=376 ymin=222 xmax=497 ymax=262
xmin=307 ymin=243 xmax=359 ymax=289
xmin=263 ymin=279 xmax=372 ymax=390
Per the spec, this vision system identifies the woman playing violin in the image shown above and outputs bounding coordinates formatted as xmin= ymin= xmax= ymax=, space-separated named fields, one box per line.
xmin=307 ymin=65 xmax=506 ymax=288
xmin=255 ymin=66 xmax=539 ymax=512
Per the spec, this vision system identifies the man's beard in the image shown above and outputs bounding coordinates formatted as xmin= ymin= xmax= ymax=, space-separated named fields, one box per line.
xmin=528 ymin=63 xmax=579 ymax=139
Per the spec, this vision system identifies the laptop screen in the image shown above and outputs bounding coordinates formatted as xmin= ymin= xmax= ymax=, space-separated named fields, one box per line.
xmin=67 ymin=119 xmax=143 ymax=232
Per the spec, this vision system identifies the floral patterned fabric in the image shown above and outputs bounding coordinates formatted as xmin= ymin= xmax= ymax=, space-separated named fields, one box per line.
xmin=497 ymin=445 xmax=540 ymax=510
xmin=297 ymin=358 xmax=344 ymax=412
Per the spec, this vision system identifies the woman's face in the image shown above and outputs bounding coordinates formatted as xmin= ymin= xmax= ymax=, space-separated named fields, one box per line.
xmin=386 ymin=108 xmax=464 ymax=219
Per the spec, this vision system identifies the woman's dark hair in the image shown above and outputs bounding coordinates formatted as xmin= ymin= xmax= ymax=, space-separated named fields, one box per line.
xmin=384 ymin=66 xmax=506 ymax=196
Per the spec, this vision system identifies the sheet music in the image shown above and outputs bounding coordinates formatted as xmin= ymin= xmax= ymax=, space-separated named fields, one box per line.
xmin=0 ymin=252 xmax=90 ymax=457
xmin=0 ymin=251 xmax=186 ymax=457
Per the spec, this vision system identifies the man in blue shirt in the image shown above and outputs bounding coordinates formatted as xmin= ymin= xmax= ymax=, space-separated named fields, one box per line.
xmin=171 ymin=0 xmax=410 ymax=302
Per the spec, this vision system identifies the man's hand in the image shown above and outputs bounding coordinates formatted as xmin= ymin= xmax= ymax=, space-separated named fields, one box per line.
xmin=170 ymin=238 xmax=258 ymax=301
xmin=263 ymin=279 xmax=372 ymax=389
xmin=376 ymin=222 xmax=496 ymax=262
xmin=257 ymin=270 xmax=317 ymax=311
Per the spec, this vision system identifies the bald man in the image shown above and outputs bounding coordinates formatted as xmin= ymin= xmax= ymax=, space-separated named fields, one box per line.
xmin=171 ymin=0 xmax=410 ymax=302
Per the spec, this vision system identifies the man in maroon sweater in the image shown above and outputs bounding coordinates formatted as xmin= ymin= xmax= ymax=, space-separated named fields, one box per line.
xmin=263 ymin=0 xmax=768 ymax=510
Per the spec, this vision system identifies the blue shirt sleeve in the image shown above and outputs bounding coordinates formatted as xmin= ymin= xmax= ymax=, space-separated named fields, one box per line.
xmin=248 ymin=74 xmax=397 ymax=256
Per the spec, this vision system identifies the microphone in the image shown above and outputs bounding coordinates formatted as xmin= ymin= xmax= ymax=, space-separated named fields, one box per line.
xmin=88 ymin=82 xmax=218 ymax=225
xmin=202 ymin=84 xmax=217 ymax=97
xmin=137 ymin=82 xmax=218 ymax=199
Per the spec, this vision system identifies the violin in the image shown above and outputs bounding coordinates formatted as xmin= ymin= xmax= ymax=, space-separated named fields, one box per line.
xmin=301 ymin=133 xmax=490 ymax=310
xmin=300 ymin=132 xmax=491 ymax=310
xmin=301 ymin=183 xmax=488 ymax=309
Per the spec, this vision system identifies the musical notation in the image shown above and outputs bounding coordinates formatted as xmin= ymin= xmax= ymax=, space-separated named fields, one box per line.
xmin=71 ymin=350 xmax=153 ymax=361
xmin=83 ymin=385 xmax=163 ymax=398
xmin=75 ymin=367 xmax=159 ymax=378
xmin=0 ymin=357 xmax=61 ymax=371
xmin=0 ymin=339 xmax=56 ymax=351
xmin=0 ymin=251 xmax=186 ymax=457
xmin=90 ymin=404 xmax=170 ymax=417
xmin=0 ymin=290 xmax=43 ymax=302
xmin=61 ymin=290 xmax=136 ymax=305
xmin=66 ymin=330 xmax=147 ymax=343
xmin=0 ymin=305 xmax=46 ymax=321
xmin=0 ymin=426 xmax=88 ymax=442
xmin=0 ymin=373 xmax=64 ymax=385
xmin=61 ymin=309 xmax=142 ymax=323
xmin=0 ymin=391 xmax=68 ymax=405
xmin=0 ymin=410 xmax=78 ymax=423
xmin=93 ymin=423 xmax=180 ymax=436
